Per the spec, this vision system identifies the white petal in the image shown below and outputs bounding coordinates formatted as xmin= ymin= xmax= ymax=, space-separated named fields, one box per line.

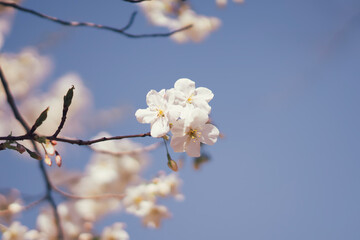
xmin=174 ymin=78 xmax=195 ymax=96
xmin=165 ymin=88 xmax=176 ymax=104
xmin=146 ymin=90 xmax=165 ymax=107
xmin=185 ymin=140 xmax=201 ymax=157
xmin=195 ymin=87 xmax=214 ymax=102
xmin=171 ymin=119 xmax=186 ymax=136
xmin=187 ymin=108 xmax=209 ymax=128
xmin=170 ymin=135 xmax=187 ymax=153
xmin=180 ymin=104 xmax=195 ymax=119
xmin=200 ymin=124 xmax=219 ymax=145
xmin=193 ymin=99 xmax=211 ymax=115
xmin=167 ymin=105 xmax=182 ymax=123
xmin=135 ymin=108 xmax=157 ymax=124
xmin=150 ymin=117 xmax=169 ymax=138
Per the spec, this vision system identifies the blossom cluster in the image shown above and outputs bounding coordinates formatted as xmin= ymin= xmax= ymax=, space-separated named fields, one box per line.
xmin=1 ymin=135 xmax=183 ymax=239
xmin=138 ymin=0 xmax=221 ymax=43
xmin=136 ymin=78 xmax=220 ymax=157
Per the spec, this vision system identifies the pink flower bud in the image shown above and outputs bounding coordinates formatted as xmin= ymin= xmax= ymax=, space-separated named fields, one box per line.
xmin=55 ymin=151 xmax=62 ymax=167
xmin=44 ymin=154 xmax=52 ymax=166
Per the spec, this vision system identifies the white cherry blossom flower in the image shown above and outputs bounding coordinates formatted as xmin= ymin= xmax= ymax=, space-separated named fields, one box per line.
xmin=135 ymin=89 xmax=181 ymax=138
xmin=170 ymin=109 xmax=219 ymax=157
xmin=172 ymin=78 xmax=214 ymax=115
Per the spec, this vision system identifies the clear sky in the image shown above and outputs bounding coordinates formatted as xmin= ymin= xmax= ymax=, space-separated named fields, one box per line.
xmin=1 ymin=0 xmax=360 ymax=239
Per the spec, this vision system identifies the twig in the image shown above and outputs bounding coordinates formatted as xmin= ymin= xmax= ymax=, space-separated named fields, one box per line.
xmin=52 ymin=184 xmax=125 ymax=200
xmin=0 ymin=1 xmax=192 ymax=39
xmin=50 ymin=132 xmax=151 ymax=145
xmin=121 ymin=11 xmax=138 ymax=32
xmin=53 ymin=102 xmax=71 ymax=139
xmin=0 ymin=196 xmax=46 ymax=216
xmin=0 ymin=64 xmax=64 ymax=240
xmin=0 ymin=132 xmax=152 ymax=145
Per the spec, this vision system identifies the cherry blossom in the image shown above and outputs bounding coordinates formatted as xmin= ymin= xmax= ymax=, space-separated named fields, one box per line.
xmin=135 ymin=89 xmax=181 ymax=138
xmin=170 ymin=109 xmax=219 ymax=157
xmin=171 ymin=78 xmax=214 ymax=115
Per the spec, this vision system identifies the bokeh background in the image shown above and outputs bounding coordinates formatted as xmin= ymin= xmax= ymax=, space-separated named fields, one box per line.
xmin=1 ymin=0 xmax=360 ymax=239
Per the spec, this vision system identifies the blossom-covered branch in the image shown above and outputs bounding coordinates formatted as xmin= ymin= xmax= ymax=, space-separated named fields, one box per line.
xmin=0 ymin=1 xmax=192 ymax=39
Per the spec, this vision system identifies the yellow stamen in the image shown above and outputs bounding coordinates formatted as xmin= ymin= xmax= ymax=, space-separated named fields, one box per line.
xmin=187 ymin=94 xmax=194 ymax=104
xmin=188 ymin=129 xmax=201 ymax=142
xmin=157 ymin=109 xmax=165 ymax=118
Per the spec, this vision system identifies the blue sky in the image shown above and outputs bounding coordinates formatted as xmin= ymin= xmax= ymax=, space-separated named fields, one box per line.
xmin=1 ymin=0 xmax=360 ymax=239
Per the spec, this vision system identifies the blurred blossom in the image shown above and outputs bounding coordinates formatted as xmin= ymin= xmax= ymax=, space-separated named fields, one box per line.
xmin=150 ymin=172 xmax=184 ymax=200
xmin=20 ymin=73 xmax=92 ymax=136
xmin=78 ymin=233 xmax=94 ymax=240
xmin=142 ymin=205 xmax=171 ymax=228
xmin=0 ymin=48 xmax=52 ymax=100
xmin=1 ymin=221 xmax=28 ymax=240
xmin=123 ymin=172 xmax=182 ymax=227
xmin=74 ymin=198 xmax=120 ymax=222
xmin=0 ymin=189 xmax=23 ymax=224
xmin=123 ymin=184 xmax=156 ymax=216
xmin=0 ymin=49 xmax=92 ymax=140
xmin=37 ymin=203 xmax=84 ymax=240
xmin=101 ymin=222 xmax=129 ymax=240
xmin=66 ymin=132 xmax=149 ymax=221
xmin=216 ymin=0 xmax=244 ymax=8
xmin=216 ymin=0 xmax=228 ymax=8
xmin=139 ymin=0 xmax=221 ymax=43
xmin=36 ymin=208 xmax=60 ymax=239
xmin=48 ymin=168 xmax=82 ymax=187
xmin=23 ymin=230 xmax=42 ymax=240
xmin=0 ymin=0 xmax=22 ymax=49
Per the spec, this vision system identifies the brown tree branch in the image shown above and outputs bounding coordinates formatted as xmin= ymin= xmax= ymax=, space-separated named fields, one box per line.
xmin=51 ymin=132 xmax=151 ymax=145
xmin=0 ymin=1 xmax=192 ymax=39
xmin=0 ymin=132 xmax=151 ymax=145
xmin=0 ymin=65 xmax=64 ymax=239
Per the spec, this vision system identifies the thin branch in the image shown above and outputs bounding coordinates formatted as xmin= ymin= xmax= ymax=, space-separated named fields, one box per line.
xmin=0 ymin=64 xmax=64 ymax=240
xmin=121 ymin=11 xmax=138 ymax=32
xmin=50 ymin=132 xmax=151 ymax=145
xmin=52 ymin=184 xmax=124 ymax=200
xmin=0 ymin=1 xmax=192 ymax=39
xmin=0 ymin=132 xmax=151 ymax=145
xmin=0 ymin=196 xmax=46 ymax=216
xmin=52 ymin=104 xmax=70 ymax=139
